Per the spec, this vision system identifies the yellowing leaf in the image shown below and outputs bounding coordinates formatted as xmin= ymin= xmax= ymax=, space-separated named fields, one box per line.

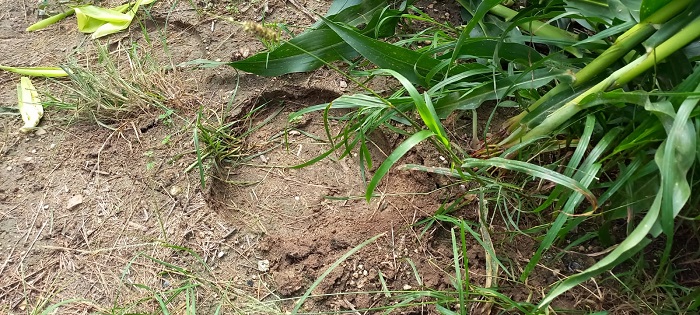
xmin=74 ymin=0 xmax=158 ymax=38
xmin=74 ymin=4 xmax=131 ymax=34
xmin=17 ymin=77 xmax=44 ymax=132
xmin=0 ymin=64 xmax=68 ymax=77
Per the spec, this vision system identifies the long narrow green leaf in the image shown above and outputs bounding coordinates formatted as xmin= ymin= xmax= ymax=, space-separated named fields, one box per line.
xmin=366 ymin=130 xmax=435 ymax=201
xmin=462 ymin=157 xmax=598 ymax=208
xmin=538 ymin=193 xmax=660 ymax=308
xmin=229 ymin=0 xmax=398 ymax=76
xmin=320 ymin=16 xmax=489 ymax=87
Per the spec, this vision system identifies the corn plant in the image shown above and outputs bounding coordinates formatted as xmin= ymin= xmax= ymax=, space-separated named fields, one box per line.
xmin=221 ymin=0 xmax=700 ymax=312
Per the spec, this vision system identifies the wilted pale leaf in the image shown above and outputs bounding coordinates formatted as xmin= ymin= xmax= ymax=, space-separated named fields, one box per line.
xmin=17 ymin=77 xmax=44 ymax=132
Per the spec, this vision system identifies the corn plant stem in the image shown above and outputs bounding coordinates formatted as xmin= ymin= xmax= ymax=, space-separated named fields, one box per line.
xmin=516 ymin=16 xmax=700 ymax=144
xmin=487 ymin=4 xmax=579 ymax=42
xmin=504 ymin=0 xmax=692 ymax=135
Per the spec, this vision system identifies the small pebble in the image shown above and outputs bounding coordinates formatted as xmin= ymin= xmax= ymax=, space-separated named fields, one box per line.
xmin=288 ymin=130 xmax=301 ymax=136
xmin=24 ymin=157 xmax=33 ymax=162
xmin=66 ymin=195 xmax=84 ymax=210
xmin=403 ymin=284 xmax=412 ymax=290
xmin=217 ymin=251 xmax=225 ymax=258
xmin=260 ymin=154 xmax=268 ymax=164
xmin=49 ymin=144 xmax=56 ymax=150
xmin=240 ymin=47 xmax=250 ymax=58
xmin=257 ymin=259 xmax=270 ymax=272
xmin=35 ymin=128 xmax=46 ymax=136
xmin=169 ymin=185 xmax=182 ymax=196
xmin=6 ymin=166 xmax=11 ymax=171
xmin=294 ymin=196 xmax=300 ymax=201
xmin=339 ymin=80 xmax=348 ymax=89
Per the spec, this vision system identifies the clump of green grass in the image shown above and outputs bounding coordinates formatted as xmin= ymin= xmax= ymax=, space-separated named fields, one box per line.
xmin=44 ymin=43 xmax=180 ymax=129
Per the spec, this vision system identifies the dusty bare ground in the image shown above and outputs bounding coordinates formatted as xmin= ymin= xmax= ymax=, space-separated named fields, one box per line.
xmin=0 ymin=0 xmax=613 ymax=314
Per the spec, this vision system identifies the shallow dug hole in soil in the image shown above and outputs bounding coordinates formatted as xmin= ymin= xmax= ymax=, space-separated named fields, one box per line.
xmin=204 ymin=89 xmax=475 ymax=312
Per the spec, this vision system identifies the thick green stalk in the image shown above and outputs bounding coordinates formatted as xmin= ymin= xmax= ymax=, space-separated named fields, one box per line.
xmin=516 ymin=16 xmax=700 ymax=144
xmin=504 ymin=0 xmax=692 ymax=135
xmin=488 ymin=4 xmax=579 ymax=42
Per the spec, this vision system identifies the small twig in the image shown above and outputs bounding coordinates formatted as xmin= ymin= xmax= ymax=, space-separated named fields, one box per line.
xmin=16 ymin=221 xmax=46 ymax=272
xmin=0 ymin=238 xmax=21 ymax=274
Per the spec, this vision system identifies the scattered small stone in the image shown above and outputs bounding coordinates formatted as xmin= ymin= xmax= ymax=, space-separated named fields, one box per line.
xmin=31 ymin=149 xmax=37 ymax=154
xmin=43 ymin=204 xmax=49 ymax=210
xmin=162 ymin=279 xmax=171 ymax=288
xmin=218 ymin=251 xmax=226 ymax=258
xmin=240 ymin=47 xmax=250 ymax=58
xmin=339 ymin=80 xmax=348 ymax=89
xmin=260 ymin=154 xmax=269 ymax=164
xmin=257 ymin=259 xmax=270 ymax=272
xmin=362 ymin=270 xmax=368 ymax=276
xmin=34 ymin=128 xmax=46 ymax=136
xmin=66 ymin=195 xmax=83 ymax=210
xmin=49 ymin=143 xmax=56 ymax=150
xmin=6 ymin=166 xmax=11 ymax=171
xmin=169 ymin=185 xmax=182 ymax=196
xmin=294 ymin=196 xmax=300 ymax=201
xmin=357 ymin=264 xmax=364 ymax=270
xmin=288 ymin=130 xmax=301 ymax=136
xmin=403 ymin=284 xmax=412 ymax=290
xmin=24 ymin=157 xmax=33 ymax=162
xmin=352 ymin=272 xmax=359 ymax=278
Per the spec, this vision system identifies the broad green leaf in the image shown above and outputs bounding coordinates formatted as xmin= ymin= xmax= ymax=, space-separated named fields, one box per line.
xmin=449 ymin=38 xmax=544 ymax=65
xmin=461 ymin=157 xmax=598 ymax=208
xmin=366 ymin=130 xmax=435 ymax=201
xmin=321 ymin=16 xmax=488 ymax=87
xmin=229 ymin=0 xmax=399 ymax=76
xmin=654 ymin=84 xmax=699 ymax=235
xmin=232 ymin=29 xmax=352 ymax=76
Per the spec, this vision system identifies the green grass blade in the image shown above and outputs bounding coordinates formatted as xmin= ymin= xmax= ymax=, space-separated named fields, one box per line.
xmin=451 ymin=227 xmax=468 ymax=315
xmin=538 ymin=192 xmax=661 ymax=308
xmin=291 ymin=233 xmax=385 ymax=314
xmin=366 ymin=130 xmax=435 ymax=201
xmin=461 ymin=157 xmax=598 ymax=208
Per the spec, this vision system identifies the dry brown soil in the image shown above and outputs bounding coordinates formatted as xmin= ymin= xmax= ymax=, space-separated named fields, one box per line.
xmin=0 ymin=1 xmax=612 ymax=314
